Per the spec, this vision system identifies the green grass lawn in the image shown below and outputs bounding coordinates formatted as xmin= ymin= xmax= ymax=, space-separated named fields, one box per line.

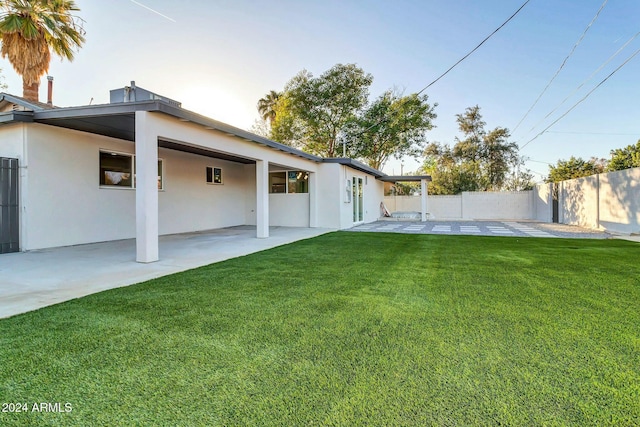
xmin=1 ymin=233 xmax=638 ymax=426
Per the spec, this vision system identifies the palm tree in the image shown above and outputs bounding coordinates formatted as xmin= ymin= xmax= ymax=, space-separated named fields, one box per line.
xmin=257 ymin=90 xmax=281 ymax=125
xmin=0 ymin=0 xmax=85 ymax=102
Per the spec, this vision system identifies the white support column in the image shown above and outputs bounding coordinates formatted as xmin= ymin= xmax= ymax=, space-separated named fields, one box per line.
xmin=256 ymin=160 xmax=269 ymax=238
xmin=309 ymin=171 xmax=318 ymax=228
xmin=135 ymin=111 xmax=159 ymax=263
xmin=421 ymin=179 xmax=428 ymax=222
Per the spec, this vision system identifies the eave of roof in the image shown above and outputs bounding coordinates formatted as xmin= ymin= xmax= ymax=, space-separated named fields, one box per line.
xmin=377 ymin=175 xmax=432 ymax=182
xmin=0 ymin=111 xmax=34 ymax=125
xmin=322 ymin=158 xmax=387 ymax=178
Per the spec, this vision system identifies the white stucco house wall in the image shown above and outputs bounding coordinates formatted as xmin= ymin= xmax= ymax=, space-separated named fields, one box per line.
xmin=0 ymin=84 xmax=416 ymax=262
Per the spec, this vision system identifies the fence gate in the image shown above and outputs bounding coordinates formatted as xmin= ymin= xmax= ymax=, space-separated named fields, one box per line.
xmin=0 ymin=157 xmax=19 ymax=253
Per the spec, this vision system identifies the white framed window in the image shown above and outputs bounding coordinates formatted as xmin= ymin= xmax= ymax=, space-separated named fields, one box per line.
xmin=99 ymin=150 xmax=163 ymax=190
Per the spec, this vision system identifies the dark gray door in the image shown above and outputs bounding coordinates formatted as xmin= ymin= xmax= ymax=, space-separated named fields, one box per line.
xmin=0 ymin=157 xmax=19 ymax=253
xmin=552 ymin=183 xmax=559 ymax=223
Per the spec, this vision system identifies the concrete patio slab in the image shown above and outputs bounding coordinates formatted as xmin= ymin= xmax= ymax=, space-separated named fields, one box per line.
xmin=0 ymin=226 xmax=334 ymax=319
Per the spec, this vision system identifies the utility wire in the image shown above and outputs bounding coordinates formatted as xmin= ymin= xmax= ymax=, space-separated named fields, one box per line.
xmin=416 ymin=0 xmax=531 ymax=96
xmin=512 ymin=0 xmax=609 ymax=133
xmin=523 ymin=30 xmax=640 ymax=137
xmin=527 ymin=159 xmax=553 ymax=165
xmin=348 ymin=0 xmax=531 ymax=151
xmin=519 ymin=46 xmax=640 ymax=151
xmin=352 ymin=0 xmax=531 ymax=141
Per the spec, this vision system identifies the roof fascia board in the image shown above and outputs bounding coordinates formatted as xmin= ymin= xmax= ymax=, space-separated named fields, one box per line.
xmin=322 ymin=157 xmax=386 ymax=178
xmin=0 ymin=111 xmax=34 ymax=124
xmin=32 ymin=100 xmax=159 ymax=120
xmin=377 ymin=175 xmax=432 ymax=182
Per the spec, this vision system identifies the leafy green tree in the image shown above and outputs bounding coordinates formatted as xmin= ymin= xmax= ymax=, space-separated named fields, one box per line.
xmin=347 ymin=90 xmax=437 ymax=170
xmin=270 ymin=90 xmax=307 ymax=149
xmin=420 ymin=106 xmax=525 ymax=194
xmin=267 ymin=64 xmax=438 ymax=167
xmin=453 ymin=106 xmax=518 ymax=191
xmin=421 ymin=143 xmax=485 ymax=195
xmin=545 ymin=156 xmax=605 ymax=183
xmin=504 ymin=165 xmax=535 ymax=191
xmin=0 ymin=0 xmax=85 ymax=101
xmin=280 ymin=63 xmax=373 ymax=157
xmin=607 ymin=140 xmax=640 ymax=172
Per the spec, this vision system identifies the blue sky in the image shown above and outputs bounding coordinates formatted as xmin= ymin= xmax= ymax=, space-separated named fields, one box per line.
xmin=1 ymin=0 xmax=638 ymax=179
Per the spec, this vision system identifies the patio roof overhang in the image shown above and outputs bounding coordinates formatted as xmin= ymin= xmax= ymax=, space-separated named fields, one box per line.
xmin=26 ymin=100 xmax=325 ymax=165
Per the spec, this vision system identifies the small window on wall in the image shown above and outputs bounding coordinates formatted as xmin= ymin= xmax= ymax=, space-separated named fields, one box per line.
xmin=100 ymin=151 xmax=133 ymax=187
xmin=269 ymin=171 xmax=308 ymax=193
xmin=206 ymin=167 xmax=223 ymax=184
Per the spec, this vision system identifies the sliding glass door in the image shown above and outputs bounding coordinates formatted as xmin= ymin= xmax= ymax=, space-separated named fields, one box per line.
xmin=352 ymin=177 xmax=363 ymax=223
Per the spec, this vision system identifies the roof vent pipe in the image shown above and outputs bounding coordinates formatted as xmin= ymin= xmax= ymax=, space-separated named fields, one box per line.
xmin=124 ymin=80 xmax=136 ymax=102
xmin=47 ymin=76 xmax=54 ymax=106
xmin=130 ymin=80 xmax=136 ymax=102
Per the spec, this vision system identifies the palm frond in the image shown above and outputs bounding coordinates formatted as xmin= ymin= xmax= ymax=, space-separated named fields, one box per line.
xmin=0 ymin=0 xmax=85 ymax=97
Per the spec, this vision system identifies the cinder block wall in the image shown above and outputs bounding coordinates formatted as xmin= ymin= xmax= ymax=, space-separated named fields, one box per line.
xmin=560 ymin=167 xmax=640 ymax=234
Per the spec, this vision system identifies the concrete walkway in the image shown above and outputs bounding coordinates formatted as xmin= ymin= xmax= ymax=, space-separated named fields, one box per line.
xmin=0 ymin=226 xmax=334 ymax=319
xmin=350 ymin=220 xmax=611 ymax=239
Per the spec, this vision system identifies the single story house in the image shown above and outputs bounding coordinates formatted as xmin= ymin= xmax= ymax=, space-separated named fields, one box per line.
xmin=0 ymin=82 xmax=430 ymax=262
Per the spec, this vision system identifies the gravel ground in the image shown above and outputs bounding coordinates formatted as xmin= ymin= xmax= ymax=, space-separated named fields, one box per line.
xmin=348 ymin=220 xmax=611 ymax=239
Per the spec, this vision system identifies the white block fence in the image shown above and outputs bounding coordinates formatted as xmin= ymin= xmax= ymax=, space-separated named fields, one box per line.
xmin=384 ymin=188 xmax=551 ymax=221
xmin=383 ymin=166 xmax=640 ymax=235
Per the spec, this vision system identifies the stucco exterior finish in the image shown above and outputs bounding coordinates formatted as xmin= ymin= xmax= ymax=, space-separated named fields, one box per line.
xmin=2 ymin=113 xmax=386 ymax=252
xmin=323 ymin=163 xmax=384 ymax=229
xmin=0 ymin=123 xmax=24 ymax=159
xmin=270 ymin=194 xmax=310 ymax=227
xmin=21 ymin=124 xmax=256 ymax=250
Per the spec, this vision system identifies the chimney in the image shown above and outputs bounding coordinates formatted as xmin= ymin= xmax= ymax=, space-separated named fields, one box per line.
xmin=47 ymin=76 xmax=54 ymax=106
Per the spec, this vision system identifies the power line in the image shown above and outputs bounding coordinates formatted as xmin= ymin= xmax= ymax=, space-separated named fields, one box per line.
xmin=354 ymin=0 xmax=531 ymax=139
xmin=519 ymin=46 xmax=640 ymax=151
xmin=522 ymin=30 xmax=640 ymax=137
xmin=415 ymin=0 xmax=531 ymax=96
xmin=527 ymin=159 xmax=553 ymax=165
xmin=512 ymin=0 xmax=609 ymax=133
xmin=353 ymin=0 xmax=531 ymax=140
